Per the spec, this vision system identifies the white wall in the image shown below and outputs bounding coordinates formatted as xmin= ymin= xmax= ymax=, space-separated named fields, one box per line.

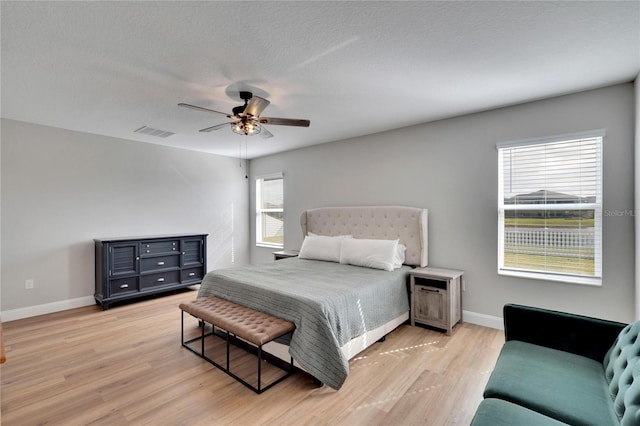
xmin=635 ymin=74 xmax=640 ymax=320
xmin=1 ymin=119 xmax=250 ymax=317
xmin=250 ymin=83 xmax=636 ymax=323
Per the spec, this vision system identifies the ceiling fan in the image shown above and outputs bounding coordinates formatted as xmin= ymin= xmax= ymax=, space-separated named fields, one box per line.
xmin=178 ymin=91 xmax=310 ymax=138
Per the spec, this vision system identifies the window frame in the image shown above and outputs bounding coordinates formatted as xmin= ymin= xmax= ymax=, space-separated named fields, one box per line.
xmin=497 ymin=130 xmax=604 ymax=286
xmin=255 ymin=172 xmax=284 ymax=249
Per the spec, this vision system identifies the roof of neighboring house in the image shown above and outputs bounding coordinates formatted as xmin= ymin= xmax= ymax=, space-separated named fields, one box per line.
xmin=505 ymin=190 xmax=594 ymax=204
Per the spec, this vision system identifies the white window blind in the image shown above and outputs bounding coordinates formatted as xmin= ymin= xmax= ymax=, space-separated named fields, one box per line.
xmin=497 ymin=131 xmax=603 ymax=285
xmin=256 ymin=173 xmax=284 ymax=248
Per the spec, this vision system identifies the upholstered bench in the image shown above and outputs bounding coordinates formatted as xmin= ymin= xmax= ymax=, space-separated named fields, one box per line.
xmin=180 ymin=296 xmax=295 ymax=393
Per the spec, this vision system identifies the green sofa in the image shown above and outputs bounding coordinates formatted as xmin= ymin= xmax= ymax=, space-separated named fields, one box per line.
xmin=471 ymin=304 xmax=640 ymax=426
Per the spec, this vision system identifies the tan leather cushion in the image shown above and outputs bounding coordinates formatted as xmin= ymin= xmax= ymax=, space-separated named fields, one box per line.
xmin=180 ymin=297 xmax=295 ymax=346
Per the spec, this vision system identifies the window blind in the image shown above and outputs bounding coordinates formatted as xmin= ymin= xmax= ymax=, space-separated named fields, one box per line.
xmin=497 ymin=131 xmax=603 ymax=285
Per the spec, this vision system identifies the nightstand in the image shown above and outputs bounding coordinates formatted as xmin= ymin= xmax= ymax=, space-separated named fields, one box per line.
xmin=272 ymin=250 xmax=299 ymax=260
xmin=409 ymin=267 xmax=463 ymax=335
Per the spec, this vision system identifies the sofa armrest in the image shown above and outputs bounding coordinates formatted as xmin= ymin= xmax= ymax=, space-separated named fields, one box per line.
xmin=503 ymin=303 xmax=627 ymax=363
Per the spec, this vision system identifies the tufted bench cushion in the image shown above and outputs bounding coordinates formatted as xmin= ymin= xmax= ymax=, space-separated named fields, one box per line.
xmin=179 ymin=296 xmax=295 ymax=346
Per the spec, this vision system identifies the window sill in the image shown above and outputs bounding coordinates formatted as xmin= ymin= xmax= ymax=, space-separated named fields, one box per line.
xmin=256 ymin=243 xmax=283 ymax=249
xmin=498 ymin=268 xmax=602 ymax=286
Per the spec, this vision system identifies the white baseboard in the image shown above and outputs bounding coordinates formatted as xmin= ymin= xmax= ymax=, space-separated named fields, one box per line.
xmin=1 ymin=296 xmax=96 ymax=322
xmin=463 ymin=310 xmax=504 ymax=330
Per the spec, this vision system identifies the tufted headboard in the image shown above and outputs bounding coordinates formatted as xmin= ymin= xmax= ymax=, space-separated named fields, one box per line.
xmin=300 ymin=206 xmax=428 ymax=267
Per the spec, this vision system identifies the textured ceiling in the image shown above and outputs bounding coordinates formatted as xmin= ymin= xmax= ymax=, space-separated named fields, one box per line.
xmin=2 ymin=1 xmax=639 ymax=159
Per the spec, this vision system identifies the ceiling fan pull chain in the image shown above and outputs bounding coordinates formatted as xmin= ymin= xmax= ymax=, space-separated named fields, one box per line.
xmin=244 ymin=136 xmax=248 ymax=179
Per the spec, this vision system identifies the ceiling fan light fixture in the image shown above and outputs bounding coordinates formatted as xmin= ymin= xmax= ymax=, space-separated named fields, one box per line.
xmin=231 ymin=121 xmax=261 ymax=136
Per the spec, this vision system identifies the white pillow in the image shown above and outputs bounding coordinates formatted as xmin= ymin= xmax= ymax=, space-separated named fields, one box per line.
xmin=298 ymin=234 xmax=351 ymax=263
xmin=394 ymin=243 xmax=407 ymax=268
xmin=340 ymin=238 xmax=399 ymax=271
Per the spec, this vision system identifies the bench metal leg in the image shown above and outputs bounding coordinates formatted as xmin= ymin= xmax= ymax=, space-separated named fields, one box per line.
xmin=258 ymin=346 xmax=262 ymax=391
xmin=181 ymin=311 xmax=214 ymax=357
xmin=226 ymin=330 xmax=230 ymax=371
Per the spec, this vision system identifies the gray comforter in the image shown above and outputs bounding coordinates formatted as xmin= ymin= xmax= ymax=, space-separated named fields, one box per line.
xmin=197 ymin=258 xmax=411 ymax=390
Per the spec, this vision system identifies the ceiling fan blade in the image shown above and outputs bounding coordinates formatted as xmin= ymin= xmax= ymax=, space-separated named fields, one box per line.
xmin=259 ymin=117 xmax=310 ymax=127
xmin=178 ymin=103 xmax=230 ymax=117
xmin=259 ymin=126 xmax=274 ymax=139
xmin=243 ymin=96 xmax=270 ymax=117
xmin=199 ymin=122 xmax=234 ymax=132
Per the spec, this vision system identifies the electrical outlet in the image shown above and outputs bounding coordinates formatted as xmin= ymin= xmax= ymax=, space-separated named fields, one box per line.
xmin=25 ymin=279 xmax=34 ymax=290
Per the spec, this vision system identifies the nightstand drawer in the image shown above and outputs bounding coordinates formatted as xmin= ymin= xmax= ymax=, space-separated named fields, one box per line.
xmin=140 ymin=255 xmax=180 ymax=272
xmin=140 ymin=270 xmax=180 ymax=289
xmin=414 ymin=285 xmax=447 ymax=327
xmin=110 ymin=277 xmax=138 ymax=295
xmin=140 ymin=240 xmax=179 ymax=256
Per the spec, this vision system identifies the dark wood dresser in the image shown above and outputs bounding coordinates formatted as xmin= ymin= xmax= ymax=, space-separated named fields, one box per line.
xmin=95 ymin=234 xmax=207 ymax=310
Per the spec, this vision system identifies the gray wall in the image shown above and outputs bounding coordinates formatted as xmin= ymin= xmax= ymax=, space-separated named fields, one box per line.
xmin=249 ymin=83 xmax=636 ymax=323
xmin=1 ymin=118 xmax=250 ymax=313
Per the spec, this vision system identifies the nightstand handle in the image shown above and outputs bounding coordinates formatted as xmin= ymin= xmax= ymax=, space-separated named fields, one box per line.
xmin=420 ymin=287 xmax=440 ymax=293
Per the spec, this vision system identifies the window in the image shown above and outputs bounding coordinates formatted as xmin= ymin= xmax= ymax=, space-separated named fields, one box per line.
xmin=497 ymin=131 xmax=603 ymax=286
xmin=256 ymin=173 xmax=284 ymax=248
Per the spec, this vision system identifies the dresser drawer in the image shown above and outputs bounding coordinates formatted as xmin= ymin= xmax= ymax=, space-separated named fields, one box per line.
xmin=110 ymin=277 xmax=138 ymax=295
xmin=140 ymin=240 xmax=179 ymax=256
xmin=140 ymin=270 xmax=180 ymax=290
xmin=182 ymin=267 xmax=204 ymax=283
xmin=140 ymin=254 xmax=180 ymax=273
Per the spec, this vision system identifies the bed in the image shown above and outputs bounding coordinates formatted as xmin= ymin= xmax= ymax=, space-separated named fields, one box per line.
xmin=197 ymin=205 xmax=428 ymax=390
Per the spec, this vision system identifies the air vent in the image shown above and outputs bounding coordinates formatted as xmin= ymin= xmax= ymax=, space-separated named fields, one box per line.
xmin=133 ymin=126 xmax=175 ymax=138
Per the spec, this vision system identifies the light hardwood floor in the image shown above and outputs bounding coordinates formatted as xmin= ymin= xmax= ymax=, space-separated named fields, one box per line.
xmin=0 ymin=289 xmax=504 ymax=425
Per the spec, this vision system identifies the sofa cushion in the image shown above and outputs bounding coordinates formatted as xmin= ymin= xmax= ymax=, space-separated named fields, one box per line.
xmin=603 ymin=321 xmax=640 ymax=425
xmin=484 ymin=340 xmax=618 ymax=426
xmin=471 ymin=398 xmax=568 ymax=426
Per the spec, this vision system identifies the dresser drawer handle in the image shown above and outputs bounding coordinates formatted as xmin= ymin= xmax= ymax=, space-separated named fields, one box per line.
xmin=120 ymin=284 xmax=129 ymax=289
xmin=188 ymin=272 xmax=195 ymax=277
xmin=157 ymin=261 xmax=165 ymax=266
xmin=420 ymin=287 xmax=440 ymax=293
xmin=157 ymin=278 xmax=165 ymax=283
